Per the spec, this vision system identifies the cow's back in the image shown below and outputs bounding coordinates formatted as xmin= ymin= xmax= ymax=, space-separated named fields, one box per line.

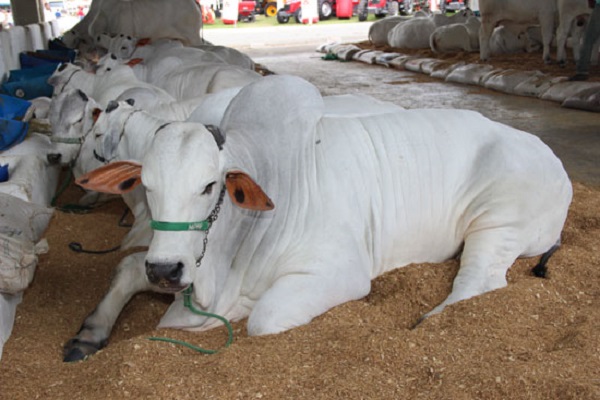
xmin=314 ymin=108 xmax=571 ymax=277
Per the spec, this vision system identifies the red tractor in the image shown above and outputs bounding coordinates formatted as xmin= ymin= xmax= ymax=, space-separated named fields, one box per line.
xmin=276 ymin=0 xmax=328 ymax=23
xmin=357 ymin=0 xmax=411 ymax=21
xmin=276 ymin=0 xmax=358 ymax=23
xmin=222 ymin=0 xmax=258 ymax=23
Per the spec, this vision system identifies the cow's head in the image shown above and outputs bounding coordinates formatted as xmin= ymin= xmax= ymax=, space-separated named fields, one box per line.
xmin=48 ymin=63 xmax=82 ymax=95
xmin=76 ymin=125 xmax=274 ymax=295
xmin=47 ymin=89 xmax=101 ymax=173
xmin=91 ymin=99 xmax=136 ymax=164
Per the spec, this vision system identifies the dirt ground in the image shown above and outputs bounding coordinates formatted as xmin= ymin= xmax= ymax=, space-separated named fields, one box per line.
xmin=1 ymin=48 xmax=600 ymax=399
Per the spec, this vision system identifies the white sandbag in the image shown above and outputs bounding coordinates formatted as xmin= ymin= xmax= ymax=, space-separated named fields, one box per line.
xmin=387 ymin=54 xmax=418 ymax=69
xmin=374 ymin=52 xmax=404 ymax=67
xmin=561 ymin=87 xmax=600 ymax=112
xmin=316 ymin=42 xmax=339 ymax=54
xmin=540 ymin=81 xmax=600 ymax=103
xmin=482 ymin=69 xmax=546 ymax=95
xmin=420 ymin=59 xmax=449 ymax=75
xmin=0 ymin=155 xmax=60 ymax=206
xmin=0 ymin=192 xmax=54 ymax=242
xmin=0 ymin=292 xmax=22 ymax=360
xmin=0 ymin=232 xmax=38 ymax=294
xmin=332 ymin=44 xmax=362 ymax=61
xmin=445 ymin=64 xmax=498 ymax=86
xmin=403 ymin=58 xmax=440 ymax=74
xmin=0 ymin=193 xmax=53 ymax=294
xmin=429 ymin=61 xmax=465 ymax=80
xmin=512 ymin=75 xmax=568 ymax=98
xmin=352 ymin=49 xmax=382 ymax=64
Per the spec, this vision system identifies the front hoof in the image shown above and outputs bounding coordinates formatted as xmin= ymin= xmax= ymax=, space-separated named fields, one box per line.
xmin=63 ymin=338 xmax=105 ymax=362
xmin=411 ymin=315 xmax=427 ymax=329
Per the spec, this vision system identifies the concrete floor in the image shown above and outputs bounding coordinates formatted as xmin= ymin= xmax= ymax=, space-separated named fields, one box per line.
xmin=205 ymin=23 xmax=600 ymax=187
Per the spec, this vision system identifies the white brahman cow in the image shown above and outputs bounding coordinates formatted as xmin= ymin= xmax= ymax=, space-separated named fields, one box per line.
xmin=62 ymin=0 xmax=203 ymax=51
xmin=47 ymin=62 xmax=176 ymax=108
xmin=478 ymin=0 xmax=557 ymax=63
xmin=488 ymin=24 xmax=543 ymax=55
xmin=65 ymin=75 xmax=572 ymax=362
xmin=369 ymin=13 xmax=429 ymax=46
xmin=388 ymin=9 xmax=474 ymax=49
xmin=430 ymin=16 xmax=482 ymax=53
xmin=556 ymin=0 xmax=598 ymax=66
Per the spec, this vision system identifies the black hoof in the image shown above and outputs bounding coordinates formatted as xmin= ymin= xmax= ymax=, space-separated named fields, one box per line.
xmin=63 ymin=339 xmax=105 ymax=362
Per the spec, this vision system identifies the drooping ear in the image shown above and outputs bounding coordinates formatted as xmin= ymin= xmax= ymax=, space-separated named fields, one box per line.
xmin=225 ymin=171 xmax=274 ymax=211
xmin=126 ymin=58 xmax=143 ymax=67
xmin=76 ymin=161 xmax=142 ymax=194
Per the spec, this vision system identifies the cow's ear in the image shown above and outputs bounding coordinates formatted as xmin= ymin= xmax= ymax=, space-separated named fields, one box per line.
xmin=225 ymin=171 xmax=274 ymax=211
xmin=126 ymin=58 xmax=143 ymax=67
xmin=76 ymin=161 xmax=142 ymax=194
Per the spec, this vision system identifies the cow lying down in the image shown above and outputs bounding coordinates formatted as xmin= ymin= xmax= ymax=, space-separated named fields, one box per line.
xmin=66 ymin=75 xmax=572 ymax=362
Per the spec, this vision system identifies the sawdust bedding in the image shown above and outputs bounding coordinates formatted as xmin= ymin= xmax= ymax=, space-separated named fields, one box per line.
xmin=0 ymin=173 xmax=598 ymax=399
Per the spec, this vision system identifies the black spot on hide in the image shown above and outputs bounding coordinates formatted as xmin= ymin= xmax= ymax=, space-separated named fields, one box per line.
xmin=77 ymin=89 xmax=88 ymax=101
xmin=106 ymin=101 xmax=119 ymax=113
xmin=234 ymin=188 xmax=245 ymax=204
xmin=110 ymin=53 xmax=117 ymax=60
xmin=119 ymin=178 xmax=137 ymax=191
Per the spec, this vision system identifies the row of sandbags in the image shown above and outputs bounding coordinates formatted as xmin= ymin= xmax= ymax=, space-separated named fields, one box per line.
xmin=0 ymin=95 xmax=59 ymax=360
xmin=317 ymin=43 xmax=600 ymax=113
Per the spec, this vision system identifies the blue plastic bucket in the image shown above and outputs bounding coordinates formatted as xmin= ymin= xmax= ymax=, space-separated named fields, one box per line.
xmin=0 ymin=118 xmax=29 ymax=150
xmin=0 ymin=164 xmax=8 ymax=182
xmin=0 ymin=94 xmax=32 ymax=120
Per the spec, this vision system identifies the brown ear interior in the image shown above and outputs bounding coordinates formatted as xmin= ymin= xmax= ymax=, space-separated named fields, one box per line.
xmin=76 ymin=161 xmax=142 ymax=194
xmin=126 ymin=58 xmax=143 ymax=67
xmin=225 ymin=171 xmax=274 ymax=211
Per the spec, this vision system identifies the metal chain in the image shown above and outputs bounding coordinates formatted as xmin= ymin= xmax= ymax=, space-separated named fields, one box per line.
xmin=195 ymin=185 xmax=227 ymax=268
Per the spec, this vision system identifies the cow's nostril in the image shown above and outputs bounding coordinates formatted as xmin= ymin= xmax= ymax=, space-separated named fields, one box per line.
xmin=169 ymin=262 xmax=184 ymax=280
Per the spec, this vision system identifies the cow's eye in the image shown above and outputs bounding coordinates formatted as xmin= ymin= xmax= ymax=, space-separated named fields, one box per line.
xmin=202 ymin=181 xmax=216 ymax=195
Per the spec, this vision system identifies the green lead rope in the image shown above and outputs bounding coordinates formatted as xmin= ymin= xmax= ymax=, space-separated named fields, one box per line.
xmin=148 ymin=285 xmax=234 ymax=354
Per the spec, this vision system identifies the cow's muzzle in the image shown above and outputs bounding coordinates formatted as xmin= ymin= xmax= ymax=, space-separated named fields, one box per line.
xmin=47 ymin=153 xmax=62 ymax=165
xmin=145 ymin=261 xmax=185 ymax=291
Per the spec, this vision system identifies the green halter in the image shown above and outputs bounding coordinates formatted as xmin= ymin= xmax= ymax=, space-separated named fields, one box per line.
xmin=149 ymin=220 xmax=211 ymax=231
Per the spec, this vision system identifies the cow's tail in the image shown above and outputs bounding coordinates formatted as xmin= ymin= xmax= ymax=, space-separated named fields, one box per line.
xmin=531 ymin=241 xmax=561 ymax=278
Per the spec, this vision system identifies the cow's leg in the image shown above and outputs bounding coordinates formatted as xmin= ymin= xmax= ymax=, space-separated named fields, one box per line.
xmin=478 ymin=18 xmax=495 ymax=61
xmin=246 ymin=252 xmax=371 ymax=336
xmin=540 ymin=15 xmax=556 ymax=64
xmin=63 ymin=252 xmax=152 ymax=362
xmin=422 ymin=227 xmax=522 ymax=319
xmin=556 ymin=18 xmax=572 ymax=67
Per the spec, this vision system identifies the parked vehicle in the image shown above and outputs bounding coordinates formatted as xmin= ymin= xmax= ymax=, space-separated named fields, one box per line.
xmin=439 ymin=0 xmax=466 ymax=13
xmin=357 ymin=0 xmax=411 ymax=21
xmin=277 ymin=0 xmax=350 ymax=23
xmin=222 ymin=0 xmax=257 ymax=23
xmin=255 ymin=0 xmax=278 ymax=17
